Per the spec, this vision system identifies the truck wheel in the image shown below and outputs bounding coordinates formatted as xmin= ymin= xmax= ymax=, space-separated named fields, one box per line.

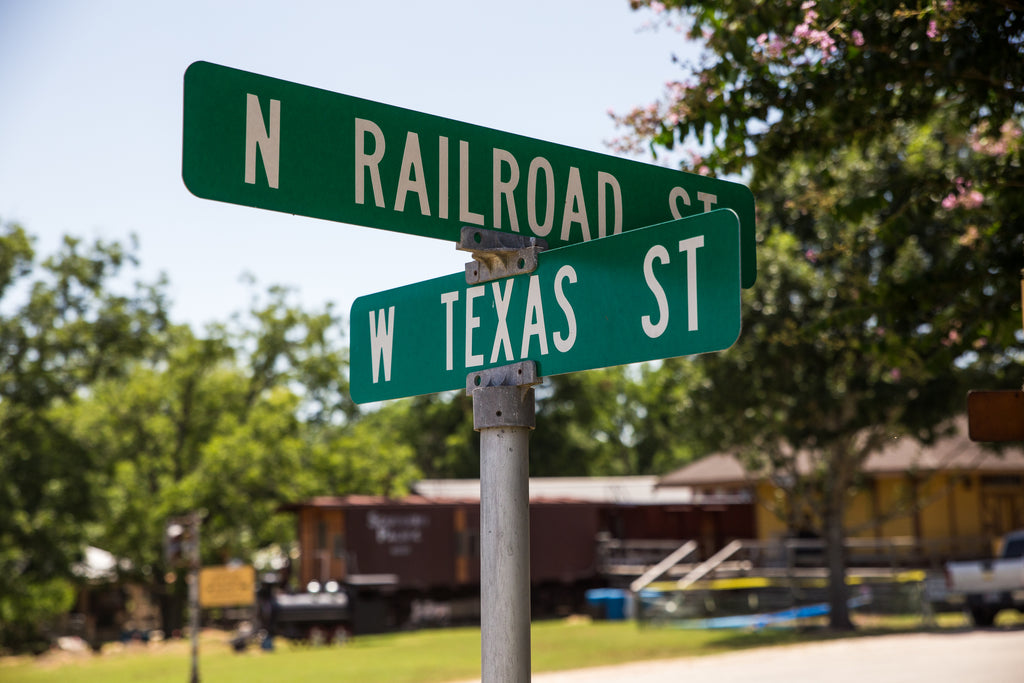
xmin=970 ymin=606 xmax=996 ymax=627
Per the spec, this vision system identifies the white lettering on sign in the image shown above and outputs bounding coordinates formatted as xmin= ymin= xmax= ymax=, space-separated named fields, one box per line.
xmin=465 ymin=285 xmax=485 ymax=367
xmin=460 ymin=140 xmax=485 ymax=225
xmin=355 ymin=118 xmax=386 ymax=207
xmin=552 ymin=265 xmax=578 ymax=352
xmin=438 ymin=136 xmax=450 ymax=220
xmin=441 ymin=291 xmax=459 ymax=371
xmin=345 ymin=117 xmax=664 ymax=244
xmin=235 ymin=103 xmax=728 ymax=251
xmin=521 ymin=275 xmax=549 ymax=358
xmin=245 ymin=94 xmax=280 ymax=188
xmin=641 ymin=235 xmax=706 ymax=339
xmin=395 ymin=132 xmax=430 ymax=215
xmin=679 ymin=235 xmax=705 ymax=330
xmin=670 ymin=186 xmax=718 ymax=219
xmin=641 ymin=245 xmax=671 ymax=339
xmin=437 ymin=266 xmax=579 ymax=372
xmin=560 ymin=167 xmax=590 ymax=242
xmin=490 ymin=279 xmax=515 ymax=364
xmin=527 ymin=157 xmax=555 ymax=237
xmin=597 ymin=172 xmax=622 ymax=239
xmin=493 ymin=148 xmax=520 ymax=232
xmin=697 ymin=191 xmax=718 ymax=213
xmin=668 ymin=186 xmax=691 ymax=219
xmin=369 ymin=306 xmax=396 ymax=383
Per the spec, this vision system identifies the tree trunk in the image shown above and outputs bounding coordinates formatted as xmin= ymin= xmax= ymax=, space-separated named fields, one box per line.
xmin=823 ymin=501 xmax=854 ymax=631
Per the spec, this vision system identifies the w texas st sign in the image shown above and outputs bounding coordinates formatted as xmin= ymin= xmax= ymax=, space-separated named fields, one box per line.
xmin=350 ymin=210 xmax=742 ymax=404
xmin=182 ymin=61 xmax=757 ymax=288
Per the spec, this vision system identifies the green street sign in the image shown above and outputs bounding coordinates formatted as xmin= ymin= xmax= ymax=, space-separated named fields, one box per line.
xmin=182 ymin=61 xmax=757 ymax=288
xmin=350 ymin=209 xmax=741 ymax=404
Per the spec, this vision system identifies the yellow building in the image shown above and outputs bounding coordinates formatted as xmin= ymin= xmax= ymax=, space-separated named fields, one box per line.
xmin=658 ymin=418 xmax=1024 ymax=565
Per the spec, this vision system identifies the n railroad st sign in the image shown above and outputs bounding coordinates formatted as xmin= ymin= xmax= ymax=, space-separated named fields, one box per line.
xmin=349 ymin=209 xmax=742 ymax=404
xmin=182 ymin=61 xmax=757 ymax=288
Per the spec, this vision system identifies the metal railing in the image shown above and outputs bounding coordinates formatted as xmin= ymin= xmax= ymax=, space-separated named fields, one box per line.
xmin=599 ymin=534 xmax=997 ymax=585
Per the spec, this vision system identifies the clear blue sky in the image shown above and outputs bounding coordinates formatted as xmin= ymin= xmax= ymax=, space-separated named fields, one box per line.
xmin=0 ymin=1 xmax=695 ymax=331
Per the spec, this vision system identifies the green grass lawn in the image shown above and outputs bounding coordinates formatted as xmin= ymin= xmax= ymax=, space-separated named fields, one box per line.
xmin=0 ymin=612 xmax=989 ymax=683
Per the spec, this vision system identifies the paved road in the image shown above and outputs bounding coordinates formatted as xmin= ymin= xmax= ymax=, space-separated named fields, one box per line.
xmin=455 ymin=628 xmax=1024 ymax=683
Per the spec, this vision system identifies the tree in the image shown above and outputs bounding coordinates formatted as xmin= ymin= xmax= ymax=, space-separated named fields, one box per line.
xmin=58 ymin=285 xmax=373 ymax=634
xmin=0 ymin=223 xmax=168 ymax=651
xmin=617 ymin=1 xmax=1024 ymax=628
xmin=533 ymin=368 xmax=643 ymax=476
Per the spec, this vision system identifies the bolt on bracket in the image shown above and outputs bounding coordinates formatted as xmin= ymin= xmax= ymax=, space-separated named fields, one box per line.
xmin=468 ymin=361 xmax=540 ymax=431
xmin=458 ymin=226 xmax=548 ymax=284
xmin=466 ymin=360 xmax=540 ymax=396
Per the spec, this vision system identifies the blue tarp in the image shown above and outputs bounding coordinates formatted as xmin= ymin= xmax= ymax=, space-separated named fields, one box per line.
xmin=585 ymin=588 xmax=631 ymax=620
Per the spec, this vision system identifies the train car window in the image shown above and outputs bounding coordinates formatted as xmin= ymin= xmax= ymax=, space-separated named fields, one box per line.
xmin=333 ymin=533 xmax=346 ymax=559
xmin=317 ymin=520 xmax=327 ymax=551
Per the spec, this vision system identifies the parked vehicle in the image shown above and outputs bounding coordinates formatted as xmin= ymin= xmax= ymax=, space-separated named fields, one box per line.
xmin=946 ymin=529 xmax=1024 ymax=626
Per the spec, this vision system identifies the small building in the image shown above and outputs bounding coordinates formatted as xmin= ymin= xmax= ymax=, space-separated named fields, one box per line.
xmin=657 ymin=417 xmax=1024 ymax=564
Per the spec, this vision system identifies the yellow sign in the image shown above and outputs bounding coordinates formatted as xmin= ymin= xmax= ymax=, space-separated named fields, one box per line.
xmin=199 ymin=565 xmax=255 ymax=607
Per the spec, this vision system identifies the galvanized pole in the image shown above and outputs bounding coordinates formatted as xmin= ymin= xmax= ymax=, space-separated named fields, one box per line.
xmin=458 ymin=227 xmax=546 ymax=683
xmin=472 ymin=375 xmax=536 ymax=683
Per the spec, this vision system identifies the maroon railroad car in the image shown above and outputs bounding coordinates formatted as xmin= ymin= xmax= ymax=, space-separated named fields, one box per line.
xmin=277 ymin=487 xmax=755 ymax=632
xmin=278 ymin=495 xmax=603 ymax=629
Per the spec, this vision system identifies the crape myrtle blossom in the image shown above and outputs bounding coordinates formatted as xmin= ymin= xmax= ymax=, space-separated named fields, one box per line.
xmin=751 ymin=1 xmax=860 ymax=66
xmin=941 ymin=178 xmax=984 ymax=211
xmin=607 ymin=80 xmax=694 ymax=157
xmin=968 ymin=120 xmax=1024 ymax=158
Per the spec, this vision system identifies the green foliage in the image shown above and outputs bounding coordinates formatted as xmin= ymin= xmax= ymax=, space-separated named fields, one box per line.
xmin=0 ymin=576 xmax=75 ymax=655
xmin=387 ymin=391 xmax=478 ymax=479
xmin=620 ymin=0 xmax=1024 ymax=628
xmin=0 ymin=225 xmax=419 ymax=649
xmin=57 ymin=286 xmax=386 ymax=630
xmin=533 ymin=368 xmax=639 ymax=476
xmin=303 ymin=404 xmax=422 ymax=497
xmin=0 ymin=221 xmax=169 ymax=650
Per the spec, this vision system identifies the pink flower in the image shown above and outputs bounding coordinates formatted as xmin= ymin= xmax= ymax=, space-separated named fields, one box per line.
xmin=961 ymin=190 xmax=984 ymax=209
xmin=927 ymin=20 xmax=939 ymax=39
xmin=851 ymin=30 xmax=865 ymax=46
xmin=941 ymin=177 xmax=984 ymax=211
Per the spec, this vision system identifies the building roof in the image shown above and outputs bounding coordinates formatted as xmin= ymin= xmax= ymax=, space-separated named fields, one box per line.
xmin=278 ymin=494 xmax=477 ymax=512
xmin=413 ymin=476 xmax=696 ymax=504
xmin=863 ymin=421 xmax=1024 ymax=474
xmin=656 ymin=453 xmax=757 ymax=488
xmin=659 ymin=417 xmax=1024 ymax=488
xmin=279 ymin=475 xmax=757 ymax=513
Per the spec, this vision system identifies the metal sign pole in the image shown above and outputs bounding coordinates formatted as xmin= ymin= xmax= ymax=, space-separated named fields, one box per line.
xmin=470 ymin=365 xmax=538 ymax=683
xmin=188 ymin=512 xmax=201 ymax=683
xmin=459 ymin=227 xmax=544 ymax=683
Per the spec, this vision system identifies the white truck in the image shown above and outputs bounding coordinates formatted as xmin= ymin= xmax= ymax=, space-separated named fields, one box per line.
xmin=946 ymin=529 xmax=1024 ymax=626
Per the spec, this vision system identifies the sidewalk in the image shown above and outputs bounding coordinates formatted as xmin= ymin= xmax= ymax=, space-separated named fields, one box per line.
xmin=453 ymin=628 xmax=1024 ymax=683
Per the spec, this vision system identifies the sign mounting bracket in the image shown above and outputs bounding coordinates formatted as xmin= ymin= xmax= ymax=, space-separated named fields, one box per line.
xmin=458 ymin=226 xmax=547 ymax=284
